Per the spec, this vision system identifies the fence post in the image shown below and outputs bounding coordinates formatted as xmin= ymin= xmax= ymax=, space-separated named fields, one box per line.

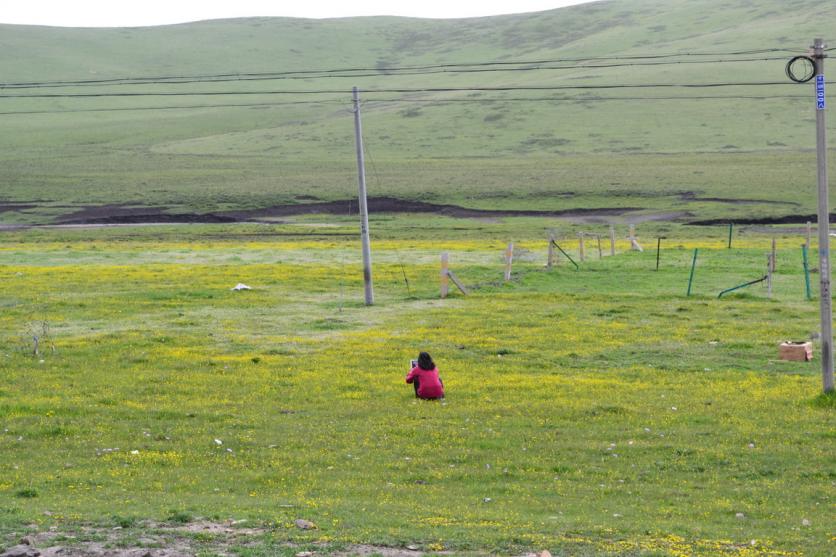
xmin=687 ymin=248 xmax=699 ymax=296
xmin=771 ymin=237 xmax=777 ymax=272
xmin=807 ymin=221 xmax=812 ymax=250
xmin=629 ymin=224 xmax=643 ymax=252
xmin=767 ymin=253 xmax=774 ymax=298
xmin=609 ymin=225 xmax=616 ymax=256
xmin=441 ymin=252 xmax=449 ymax=299
xmin=656 ymin=237 xmax=662 ymax=271
xmin=803 ymin=244 xmax=813 ymax=300
xmin=597 ymin=234 xmax=603 ymax=259
xmin=504 ymin=242 xmax=514 ymax=281
xmin=547 ymin=233 xmax=555 ymax=269
xmin=578 ymin=233 xmax=585 ymax=262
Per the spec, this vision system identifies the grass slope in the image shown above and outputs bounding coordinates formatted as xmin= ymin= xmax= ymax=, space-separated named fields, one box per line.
xmin=1 ymin=0 xmax=836 ymax=222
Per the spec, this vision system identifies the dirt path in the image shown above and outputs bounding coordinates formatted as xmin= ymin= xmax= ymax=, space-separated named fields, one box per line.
xmin=1 ymin=521 xmax=547 ymax=557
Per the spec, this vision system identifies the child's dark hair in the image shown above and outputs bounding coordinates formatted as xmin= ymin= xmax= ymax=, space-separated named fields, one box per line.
xmin=417 ymin=351 xmax=435 ymax=370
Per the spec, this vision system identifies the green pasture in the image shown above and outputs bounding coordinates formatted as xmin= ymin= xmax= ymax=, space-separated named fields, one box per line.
xmin=0 ymin=219 xmax=833 ymax=556
xmin=2 ymin=0 xmax=836 ymax=224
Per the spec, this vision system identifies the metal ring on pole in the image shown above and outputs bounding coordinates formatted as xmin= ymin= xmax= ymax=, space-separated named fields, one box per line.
xmin=786 ymin=55 xmax=816 ymax=83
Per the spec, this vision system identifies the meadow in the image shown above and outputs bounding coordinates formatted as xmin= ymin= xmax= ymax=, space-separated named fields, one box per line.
xmin=1 ymin=1 xmax=835 ymax=554
xmin=0 ymin=218 xmax=833 ymax=556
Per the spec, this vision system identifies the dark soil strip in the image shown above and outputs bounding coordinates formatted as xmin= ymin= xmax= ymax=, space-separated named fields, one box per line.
xmin=678 ymin=192 xmax=799 ymax=206
xmin=53 ymin=197 xmax=645 ymax=225
xmin=689 ymin=214 xmax=821 ymax=226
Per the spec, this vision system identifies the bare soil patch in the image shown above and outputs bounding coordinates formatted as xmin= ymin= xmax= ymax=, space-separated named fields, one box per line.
xmin=42 ymin=198 xmax=654 ymax=226
xmin=1 ymin=521 xmax=531 ymax=557
xmin=677 ymin=192 xmax=799 ymax=206
xmin=688 ymin=214 xmax=824 ymax=226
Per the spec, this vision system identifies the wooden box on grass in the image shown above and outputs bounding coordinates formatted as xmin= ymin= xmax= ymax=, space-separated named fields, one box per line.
xmin=779 ymin=341 xmax=813 ymax=361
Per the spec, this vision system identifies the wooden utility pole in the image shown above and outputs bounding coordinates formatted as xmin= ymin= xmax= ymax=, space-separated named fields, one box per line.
xmin=812 ymin=39 xmax=834 ymax=392
xmin=352 ymin=87 xmax=374 ymax=306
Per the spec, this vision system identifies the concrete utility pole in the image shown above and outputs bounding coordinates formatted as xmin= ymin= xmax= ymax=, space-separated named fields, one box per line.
xmin=352 ymin=86 xmax=374 ymax=306
xmin=812 ymin=39 xmax=834 ymax=393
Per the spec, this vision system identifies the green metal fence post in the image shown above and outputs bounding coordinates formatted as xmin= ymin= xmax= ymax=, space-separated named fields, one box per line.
xmin=687 ymin=248 xmax=699 ymax=296
xmin=803 ymin=244 xmax=813 ymax=300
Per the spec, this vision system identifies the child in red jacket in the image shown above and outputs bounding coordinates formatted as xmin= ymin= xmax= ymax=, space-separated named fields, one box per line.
xmin=406 ymin=352 xmax=445 ymax=400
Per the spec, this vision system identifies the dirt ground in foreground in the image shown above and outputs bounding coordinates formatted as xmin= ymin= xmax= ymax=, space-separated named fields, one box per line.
xmin=1 ymin=521 xmax=550 ymax=557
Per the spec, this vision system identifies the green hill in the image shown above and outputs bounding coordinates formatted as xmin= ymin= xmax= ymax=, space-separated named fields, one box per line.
xmin=1 ymin=0 xmax=835 ymax=223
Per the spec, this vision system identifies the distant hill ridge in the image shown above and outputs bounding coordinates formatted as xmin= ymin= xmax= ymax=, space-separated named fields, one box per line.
xmin=1 ymin=0 xmax=833 ymax=81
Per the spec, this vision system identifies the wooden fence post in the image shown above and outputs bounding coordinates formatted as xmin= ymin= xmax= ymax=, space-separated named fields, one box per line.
xmin=771 ymin=237 xmax=777 ymax=272
xmin=441 ymin=252 xmax=449 ymax=299
xmin=629 ymin=224 xmax=644 ymax=252
xmin=547 ymin=233 xmax=556 ymax=269
xmin=504 ymin=242 xmax=514 ymax=281
xmin=596 ymin=235 xmax=602 ymax=259
xmin=609 ymin=224 xmax=616 ymax=256
xmin=807 ymin=221 xmax=812 ymax=250
xmin=767 ymin=253 xmax=774 ymax=298
xmin=578 ymin=233 xmax=585 ymax=262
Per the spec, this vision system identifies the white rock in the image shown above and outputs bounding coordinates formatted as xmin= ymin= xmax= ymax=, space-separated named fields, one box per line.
xmin=231 ymin=283 xmax=251 ymax=291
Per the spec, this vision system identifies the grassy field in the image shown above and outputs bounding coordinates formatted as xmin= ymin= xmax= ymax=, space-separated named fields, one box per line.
xmin=1 ymin=218 xmax=833 ymax=556
xmin=1 ymin=2 xmax=835 ymax=554
xmin=1 ymin=0 xmax=836 ymax=223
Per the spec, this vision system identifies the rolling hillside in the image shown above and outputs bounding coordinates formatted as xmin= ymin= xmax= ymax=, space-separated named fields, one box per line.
xmin=0 ymin=0 xmax=835 ymax=223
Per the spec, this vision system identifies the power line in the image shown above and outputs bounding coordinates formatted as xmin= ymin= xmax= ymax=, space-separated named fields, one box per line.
xmin=0 ymin=56 xmax=790 ymax=89
xmin=0 ymin=81 xmax=810 ymax=100
xmin=0 ymin=94 xmax=811 ymax=116
xmin=0 ymin=99 xmax=348 ymax=115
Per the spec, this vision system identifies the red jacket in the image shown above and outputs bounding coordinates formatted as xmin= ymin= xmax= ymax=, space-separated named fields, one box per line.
xmin=405 ymin=366 xmax=444 ymax=399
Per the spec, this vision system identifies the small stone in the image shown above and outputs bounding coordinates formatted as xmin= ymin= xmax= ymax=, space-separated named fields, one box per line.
xmin=214 ymin=439 xmax=223 ymax=445
xmin=295 ymin=552 xmax=314 ymax=557
xmin=18 ymin=537 xmax=34 ymax=546
xmin=294 ymin=519 xmax=316 ymax=530
xmin=735 ymin=512 xmax=745 ymax=519
xmin=540 ymin=551 xmax=552 ymax=557
xmin=748 ymin=443 xmax=755 ymax=449
xmin=802 ymin=518 xmax=811 ymax=526
xmin=483 ymin=497 xmax=492 ymax=503
xmin=406 ymin=545 xmax=419 ymax=551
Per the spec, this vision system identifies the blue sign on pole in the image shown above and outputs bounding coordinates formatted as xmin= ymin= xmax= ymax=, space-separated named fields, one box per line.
xmin=817 ymin=74 xmax=826 ymax=110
